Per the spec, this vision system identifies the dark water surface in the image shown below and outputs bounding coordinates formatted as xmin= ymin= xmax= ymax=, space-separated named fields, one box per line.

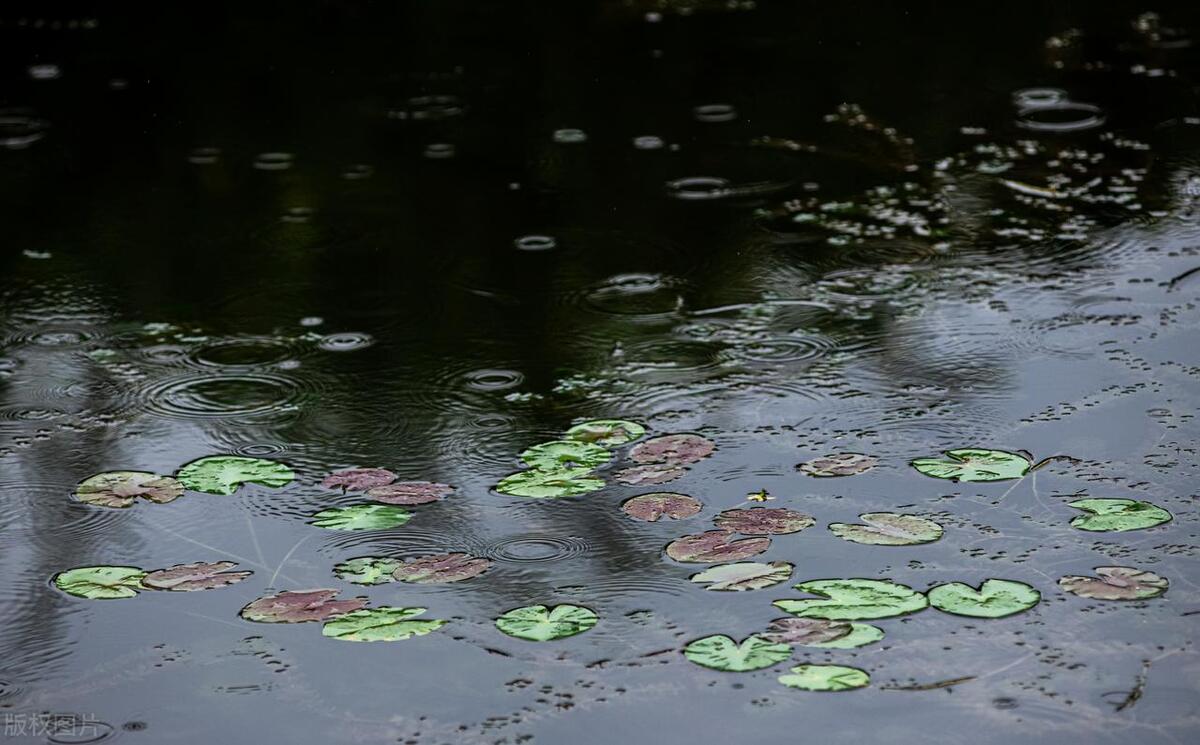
xmin=3 ymin=2 xmax=1200 ymax=743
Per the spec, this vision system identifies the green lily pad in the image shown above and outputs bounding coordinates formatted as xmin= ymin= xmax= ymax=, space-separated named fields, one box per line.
xmin=778 ymin=664 xmax=870 ymax=691
xmin=1067 ymin=498 xmax=1172 ymax=532
xmin=565 ymin=419 xmax=645 ymax=447
xmin=176 ymin=456 xmax=294 ymax=495
xmin=75 ymin=471 xmax=184 ymax=508
xmin=828 ymin=513 xmax=944 ymax=546
xmin=1058 ymin=567 xmax=1169 ymax=600
xmin=495 ymin=468 xmax=605 ymax=498
xmin=310 ymin=504 xmax=412 ymax=530
xmin=494 ymin=604 xmax=598 ymax=641
xmin=774 ymin=578 xmax=928 ymax=620
xmin=690 ymin=561 xmax=794 ymax=591
xmin=333 ymin=557 xmax=402 ymax=585
xmin=683 ymin=635 xmax=791 ymax=672
xmin=54 ymin=566 xmax=147 ymax=599
xmin=321 ymin=607 xmax=446 ymax=642
xmin=910 ymin=449 xmax=1031 ymax=482
xmin=927 ymin=579 xmax=1040 ymax=618
xmin=519 ymin=440 xmax=613 ymax=471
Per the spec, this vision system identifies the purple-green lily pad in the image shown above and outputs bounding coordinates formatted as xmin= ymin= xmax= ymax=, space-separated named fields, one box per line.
xmin=1058 ymin=567 xmax=1168 ymax=600
xmin=620 ymin=492 xmax=702 ymax=521
xmin=333 ymin=557 xmax=402 ymax=585
xmin=141 ymin=561 xmax=252 ymax=591
xmin=614 ymin=464 xmax=686 ymax=486
xmin=797 ymin=453 xmax=878 ymax=477
xmin=690 ymin=561 xmax=793 ymax=591
xmin=240 ymin=589 xmax=367 ymax=623
xmin=392 ymin=553 xmax=492 ymax=584
xmin=321 ymin=468 xmax=396 ymax=491
xmin=714 ymin=508 xmax=815 ymax=535
xmin=828 ymin=513 xmax=944 ymax=546
xmin=761 ymin=617 xmax=853 ymax=646
xmin=54 ymin=566 xmax=147 ymax=600
xmin=322 ymin=607 xmax=446 ymax=642
xmin=366 ymin=481 xmax=455 ymax=505
xmin=665 ymin=530 xmax=771 ymax=563
xmin=75 ymin=471 xmax=185 ymax=508
xmin=565 ymin=419 xmax=645 ymax=447
xmin=630 ymin=433 xmax=716 ymax=465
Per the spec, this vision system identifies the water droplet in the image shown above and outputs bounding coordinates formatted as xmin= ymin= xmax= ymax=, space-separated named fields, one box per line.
xmin=1016 ymin=102 xmax=1105 ymax=132
xmin=28 ymin=64 xmax=61 ymax=80
xmin=341 ymin=164 xmax=374 ymax=180
xmin=1012 ymin=87 xmax=1067 ymax=108
xmin=514 ymin=235 xmax=557 ymax=251
xmin=0 ymin=110 xmax=49 ymax=149
xmin=280 ymin=207 xmax=314 ymax=224
xmin=299 ymin=316 xmax=324 ymax=327
xmin=665 ymin=176 xmax=732 ymax=200
xmin=633 ymin=135 xmax=665 ymax=150
xmin=187 ymin=147 xmax=221 ymax=165
xmin=465 ymin=368 xmax=524 ymax=391
xmin=423 ymin=143 xmax=455 ymax=159
xmin=389 ymin=95 xmax=466 ymax=121
xmin=693 ymin=104 xmax=737 ymax=123
xmin=318 ymin=332 xmax=374 ymax=352
xmin=552 ymin=128 xmax=588 ymax=144
xmin=253 ymin=152 xmax=294 ymax=171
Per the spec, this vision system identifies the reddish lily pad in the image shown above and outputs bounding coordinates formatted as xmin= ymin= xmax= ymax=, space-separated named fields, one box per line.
xmin=322 ymin=468 xmax=396 ymax=491
xmin=141 ymin=561 xmax=253 ymax=591
xmin=392 ymin=553 xmax=492 ymax=584
xmin=690 ymin=561 xmax=793 ymax=591
xmin=614 ymin=464 xmax=685 ymax=486
xmin=761 ymin=618 xmax=853 ymax=646
xmin=621 ymin=492 xmax=702 ymax=521
xmin=797 ymin=453 xmax=878 ymax=477
xmin=1058 ymin=567 xmax=1168 ymax=600
xmin=665 ymin=530 xmax=771 ymax=563
xmin=366 ymin=481 xmax=455 ymax=505
xmin=240 ymin=589 xmax=367 ymax=623
xmin=714 ymin=508 xmax=815 ymax=535
xmin=75 ymin=471 xmax=185 ymax=508
xmin=630 ymin=434 xmax=716 ymax=465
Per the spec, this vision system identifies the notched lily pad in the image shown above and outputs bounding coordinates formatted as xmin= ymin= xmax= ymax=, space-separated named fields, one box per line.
xmin=630 ymin=433 xmax=716 ymax=465
xmin=620 ymin=492 xmax=702 ymax=521
xmin=910 ymin=448 xmax=1031 ymax=482
xmin=665 ymin=530 xmax=771 ymax=563
xmin=333 ymin=557 xmax=402 ymax=585
xmin=927 ymin=579 xmax=1040 ymax=618
xmin=75 ymin=471 xmax=184 ymax=508
xmin=683 ymin=635 xmax=791 ymax=672
xmin=690 ymin=561 xmax=794 ymax=591
xmin=714 ymin=508 xmax=815 ymax=535
xmin=392 ymin=553 xmax=491 ymax=584
xmin=366 ymin=481 xmax=455 ymax=505
xmin=496 ymin=468 xmax=605 ymax=498
xmin=614 ymin=464 xmax=686 ymax=486
xmin=310 ymin=504 xmax=412 ymax=530
xmin=520 ymin=440 xmax=613 ymax=471
xmin=798 ymin=453 xmax=878 ymax=477
xmin=1058 ymin=567 xmax=1168 ymax=600
xmin=141 ymin=561 xmax=252 ymax=591
xmin=762 ymin=618 xmax=883 ymax=649
xmin=1067 ymin=498 xmax=1172 ymax=532
xmin=177 ymin=456 xmax=294 ymax=495
xmin=565 ymin=419 xmax=645 ymax=447
xmin=54 ymin=566 xmax=147 ymax=600
xmin=494 ymin=604 xmax=598 ymax=641
xmin=774 ymin=578 xmax=928 ymax=620
xmin=321 ymin=468 xmax=396 ymax=491
xmin=828 ymin=513 xmax=943 ymax=546
xmin=322 ymin=606 xmax=446 ymax=642
xmin=240 ymin=588 xmax=367 ymax=623
xmin=779 ymin=664 xmax=870 ymax=691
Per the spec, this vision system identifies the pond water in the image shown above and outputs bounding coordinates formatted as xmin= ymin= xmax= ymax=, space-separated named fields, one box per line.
xmin=2 ymin=3 xmax=1199 ymax=743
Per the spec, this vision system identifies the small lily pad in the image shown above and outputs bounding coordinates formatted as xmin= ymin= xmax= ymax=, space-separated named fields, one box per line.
xmin=665 ymin=530 xmax=772 ymax=563
xmin=927 ymin=579 xmax=1040 ymax=618
xmin=240 ymin=589 xmax=367 ymax=623
xmin=761 ymin=618 xmax=853 ymax=646
xmin=322 ymin=606 xmax=446 ymax=642
xmin=828 ymin=513 xmax=944 ymax=546
xmin=177 ymin=456 xmax=294 ymax=495
xmin=1067 ymin=498 xmax=1172 ymax=532
xmin=714 ymin=508 xmax=815 ymax=535
xmin=910 ymin=449 xmax=1031 ymax=482
xmin=496 ymin=468 xmax=605 ymax=498
xmin=321 ymin=468 xmax=396 ymax=491
xmin=1058 ymin=567 xmax=1168 ymax=600
xmin=690 ymin=561 xmax=794 ymax=591
xmin=683 ymin=635 xmax=791 ymax=672
xmin=54 ymin=566 xmax=147 ymax=599
xmin=520 ymin=440 xmax=613 ymax=470
xmin=141 ymin=561 xmax=252 ymax=591
xmin=778 ymin=664 xmax=870 ymax=691
xmin=620 ymin=492 xmax=702 ymax=521
xmin=614 ymin=464 xmax=686 ymax=485
xmin=75 ymin=471 xmax=184 ymax=508
xmin=310 ymin=504 xmax=412 ymax=530
xmin=630 ymin=434 xmax=715 ymax=465
xmin=774 ymin=578 xmax=928 ymax=620
xmin=565 ymin=419 xmax=645 ymax=447
xmin=366 ymin=481 xmax=455 ymax=505
xmin=495 ymin=604 xmax=598 ymax=641
xmin=333 ymin=557 xmax=402 ymax=585
xmin=392 ymin=553 xmax=491 ymax=584
xmin=798 ymin=453 xmax=878 ymax=477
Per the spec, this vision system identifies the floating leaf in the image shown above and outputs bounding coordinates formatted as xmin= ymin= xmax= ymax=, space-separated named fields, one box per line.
xmin=1067 ymin=498 xmax=1172 ymax=532
xmin=774 ymin=578 xmax=928 ymax=620
xmin=496 ymin=468 xmax=605 ymax=498
xmin=808 ymin=623 xmax=884 ymax=649
xmin=309 ymin=504 xmax=412 ymax=530
xmin=494 ymin=604 xmax=598 ymax=641
xmin=177 ymin=456 xmax=294 ymax=495
xmin=565 ymin=419 xmax=645 ymax=447
xmin=797 ymin=453 xmax=878 ymax=477
xmin=761 ymin=618 xmax=852 ymax=646
xmin=321 ymin=468 xmax=396 ymax=491
xmin=333 ymin=557 xmax=401 ymax=585
xmin=927 ymin=579 xmax=1040 ymax=618
xmin=240 ymin=589 xmax=367 ymax=623
xmin=690 ymin=562 xmax=793 ymax=591
xmin=75 ymin=471 xmax=184 ymax=508
xmin=54 ymin=566 xmax=147 ymax=600
xmin=630 ymin=433 xmax=715 ymax=465
xmin=1058 ymin=567 xmax=1168 ymax=601
xmin=321 ymin=607 xmax=446 ymax=642
xmin=910 ymin=448 xmax=1031 ymax=482
xmin=665 ymin=530 xmax=771 ymax=563
xmin=614 ymin=464 xmax=685 ymax=486
xmin=366 ymin=481 xmax=454 ymax=505
xmin=683 ymin=635 xmax=791 ymax=672
xmin=828 ymin=513 xmax=944 ymax=546
xmin=391 ymin=553 xmax=491 ymax=583
xmin=141 ymin=561 xmax=252 ymax=591
xmin=620 ymin=492 xmax=702 ymax=521
xmin=778 ymin=664 xmax=870 ymax=691
xmin=714 ymin=508 xmax=815 ymax=535
xmin=519 ymin=440 xmax=613 ymax=470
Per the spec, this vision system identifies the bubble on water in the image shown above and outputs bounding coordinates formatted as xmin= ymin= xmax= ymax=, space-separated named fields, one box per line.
xmin=28 ymin=64 xmax=61 ymax=80
xmin=464 ymin=368 xmax=524 ymax=391
xmin=693 ymin=103 xmax=738 ymax=123
xmin=514 ymin=235 xmax=557 ymax=251
xmin=665 ymin=176 xmax=732 ymax=201
xmin=253 ymin=152 xmax=294 ymax=171
xmin=633 ymin=135 xmax=665 ymax=150
xmin=1016 ymin=102 xmax=1105 ymax=132
xmin=424 ymin=143 xmax=456 ymax=159
xmin=341 ymin=164 xmax=374 ymax=180
xmin=280 ymin=207 xmax=314 ymax=224
xmin=552 ymin=128 xmax=588 ymax=144
xmin=187 ymin=147 xmax=221 ymax=165
xmin=0 ymin=110 xmax=49 ymax=149
xmin=299 ymin=316 xmax=324 ymax=327
xmin=584 ymin=273 xmax=684 ymax=316
xmin=318 ymin=332 xmax=374 ymax=352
